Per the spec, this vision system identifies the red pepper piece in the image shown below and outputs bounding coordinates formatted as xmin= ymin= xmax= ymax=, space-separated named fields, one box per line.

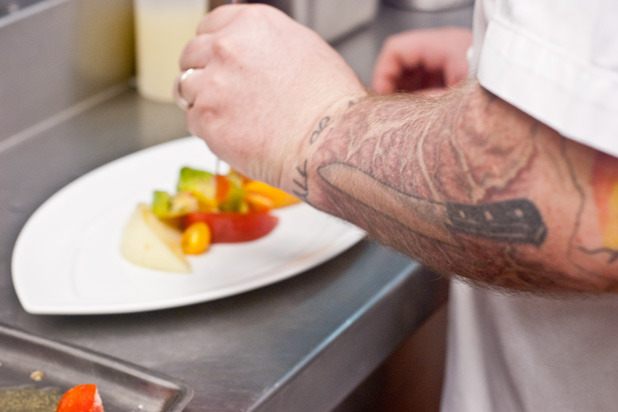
xmin=56 ymin=384 xmax=104 ymax=412
xmin=184 ymin=212 xmax=279 ymax=243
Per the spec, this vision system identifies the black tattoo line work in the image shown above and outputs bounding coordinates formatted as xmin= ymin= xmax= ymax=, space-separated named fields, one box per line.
xmin=309 ymin=116 xmax=330 ymax=144
xmin=577 ymin=247 xmax=618 ymax=264
xmin=319 ymin=162 xmax=548 ymax=247
xmin=293 ymin=159 xmax=309 ymax=201
xmin=348 ymin=97 xmax=362 ymax=108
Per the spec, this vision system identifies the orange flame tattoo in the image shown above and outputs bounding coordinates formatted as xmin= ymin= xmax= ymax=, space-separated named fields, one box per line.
xmin=593 ymin=153 xmax=618 ymax=250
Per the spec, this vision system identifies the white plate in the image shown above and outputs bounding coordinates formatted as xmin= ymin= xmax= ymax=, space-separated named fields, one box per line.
xmin=11 ymin=137 xmax=364 ymax=314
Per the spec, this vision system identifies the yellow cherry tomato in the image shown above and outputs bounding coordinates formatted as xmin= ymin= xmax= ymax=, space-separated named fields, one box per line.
xmin=181 ymin=222 xmax=211 ymax=255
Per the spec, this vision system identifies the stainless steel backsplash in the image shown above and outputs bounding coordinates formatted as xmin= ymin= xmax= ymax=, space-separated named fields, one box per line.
xmin=0 ymin=0 xmax=135 ymax=143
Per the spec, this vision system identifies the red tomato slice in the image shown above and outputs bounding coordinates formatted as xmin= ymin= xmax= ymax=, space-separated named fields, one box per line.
xmin=56 ymin=384 xmax=104 ymax=412
xmin=184 ymin=212 xmax=279 ymax=243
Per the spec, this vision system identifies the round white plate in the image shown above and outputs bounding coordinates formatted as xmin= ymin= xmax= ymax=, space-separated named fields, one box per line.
xmin=11 ymin=137 xmax=364 ymax=314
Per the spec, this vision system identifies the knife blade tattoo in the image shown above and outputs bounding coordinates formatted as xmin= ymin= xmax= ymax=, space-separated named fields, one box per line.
xmin=319 ymin=162 xmax=547 ymax=247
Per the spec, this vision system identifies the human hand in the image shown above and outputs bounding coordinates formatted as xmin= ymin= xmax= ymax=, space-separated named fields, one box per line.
xmin=174 ymin=4 xmax=367 ymax=187
xmin=372 ymin=27 xmax=472 ymax=94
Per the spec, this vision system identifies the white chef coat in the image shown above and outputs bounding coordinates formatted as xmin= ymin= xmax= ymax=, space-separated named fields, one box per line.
xmin=441 ymin=1 xmax=618 ymax=411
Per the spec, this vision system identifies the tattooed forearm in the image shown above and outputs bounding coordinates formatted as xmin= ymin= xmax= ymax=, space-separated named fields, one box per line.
xmin=290 ymin=80 xmax=618 ymax=293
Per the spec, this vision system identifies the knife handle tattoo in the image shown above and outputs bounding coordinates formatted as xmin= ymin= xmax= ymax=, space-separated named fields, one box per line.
xmin=445 ymin=199 xmax=547 ymax=246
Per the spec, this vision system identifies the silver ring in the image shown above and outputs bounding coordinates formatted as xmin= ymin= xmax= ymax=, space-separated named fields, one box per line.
xmin=177 ymin=68 xmax=196 ymax=110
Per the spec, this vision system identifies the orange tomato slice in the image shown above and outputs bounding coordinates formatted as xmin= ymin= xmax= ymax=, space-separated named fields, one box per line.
xmin=243 ymin=181 xmax=300 ymax=209
xmin=245 ymin=192 xmax=275 ymax=213
xmin=215 ymin=174 xmax=231 ymax=204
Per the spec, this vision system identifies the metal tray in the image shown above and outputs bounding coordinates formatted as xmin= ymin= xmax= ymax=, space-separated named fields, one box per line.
xmin=0 ymin=323 xmax=193 ymax=411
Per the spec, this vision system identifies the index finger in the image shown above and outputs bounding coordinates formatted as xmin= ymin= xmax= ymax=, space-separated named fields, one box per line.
xmin=196 ymin=4 xmax=243 ymax=34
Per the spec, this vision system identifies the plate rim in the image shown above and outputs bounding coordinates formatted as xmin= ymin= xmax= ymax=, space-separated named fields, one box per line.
xmin=11 ymin=137 xmax=365 ymax=315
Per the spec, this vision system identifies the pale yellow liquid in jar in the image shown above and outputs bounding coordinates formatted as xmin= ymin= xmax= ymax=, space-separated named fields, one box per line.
xmin=134 ymin=0 xmax=207 ymax=102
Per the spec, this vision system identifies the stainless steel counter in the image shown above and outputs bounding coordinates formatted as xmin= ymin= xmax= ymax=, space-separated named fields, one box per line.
xmin=0 ymin=2 xmax=471 ymax=411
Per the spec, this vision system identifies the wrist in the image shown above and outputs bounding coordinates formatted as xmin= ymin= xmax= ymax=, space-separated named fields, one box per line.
xmin=282 ymin=93 xmax=368 ymax=205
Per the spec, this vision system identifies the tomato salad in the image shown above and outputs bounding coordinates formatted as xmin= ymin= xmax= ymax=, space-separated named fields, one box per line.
xmin=152 ymin=167 xmax=299 ymax=255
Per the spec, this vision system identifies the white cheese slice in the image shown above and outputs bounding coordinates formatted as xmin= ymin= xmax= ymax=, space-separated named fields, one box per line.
xmin=120 ymin=203 xmax=190 ymax=273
